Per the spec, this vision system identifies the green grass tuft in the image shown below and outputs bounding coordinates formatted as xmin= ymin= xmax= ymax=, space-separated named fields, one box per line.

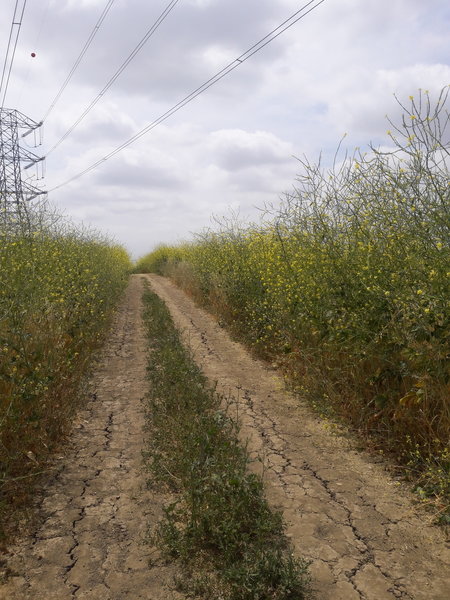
xmin=142 ymin=284 xmax=311 ymax=599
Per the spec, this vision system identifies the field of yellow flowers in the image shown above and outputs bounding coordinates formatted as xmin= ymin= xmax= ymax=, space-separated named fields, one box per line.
xmin=137 ymin=89 xmax=450 ymax=514
xmin=0 ymin=203 xmax=131 ymax=539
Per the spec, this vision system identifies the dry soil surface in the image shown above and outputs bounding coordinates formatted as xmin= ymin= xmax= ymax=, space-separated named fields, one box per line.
xmin=0 ymin=276 xmax=184 ymax=600
xmin=145 ymin=274 xmax=450 ymax=600
xmin=1 ymin=274 xmax=449 ymax=600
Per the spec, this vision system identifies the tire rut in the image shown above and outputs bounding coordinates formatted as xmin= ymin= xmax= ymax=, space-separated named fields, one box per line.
xmin=145 ymin=274 xmax=450 ymax=600
xmin=0 ymin=276 xmax=184 ymax=600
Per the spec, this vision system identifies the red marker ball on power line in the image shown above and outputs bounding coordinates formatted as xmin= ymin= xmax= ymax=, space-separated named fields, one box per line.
xmin=31 ymin=52 xmax=36 ymax=57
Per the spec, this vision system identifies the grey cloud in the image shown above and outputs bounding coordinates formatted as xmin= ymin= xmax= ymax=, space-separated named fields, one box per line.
xmin=67 ymin=110 xmax=136 ymax=144
xmin=94 ymin=159 xmax=184 ymax=190
xmin=208 ymin=129 xmax=294 ymax=171
xmin=21 ymin=0 xmax=286 ymax=105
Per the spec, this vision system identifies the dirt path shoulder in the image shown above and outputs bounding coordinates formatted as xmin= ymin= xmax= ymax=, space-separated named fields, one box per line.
xmin=0 ymin=276 xmax=183 ymax=600
xmin=146 ymin=274 xmax=450 ymax=600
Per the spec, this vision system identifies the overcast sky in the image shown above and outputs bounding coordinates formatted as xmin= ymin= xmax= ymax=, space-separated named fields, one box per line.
xmin=2 ymin=0 xmax=449 ymax=257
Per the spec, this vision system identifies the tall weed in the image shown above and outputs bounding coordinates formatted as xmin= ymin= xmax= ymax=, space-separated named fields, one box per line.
xmin=0 ymin=201 xmax=131 ymax=540
xmin=136 ymin=89 xmax=450 ymax=513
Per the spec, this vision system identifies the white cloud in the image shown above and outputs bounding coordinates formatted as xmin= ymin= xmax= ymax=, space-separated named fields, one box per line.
xmin=0 ymin=0 xmax=448 ymax=258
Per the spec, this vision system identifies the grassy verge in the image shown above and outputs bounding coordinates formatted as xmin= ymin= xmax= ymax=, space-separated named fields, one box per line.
xmin=142 ymin=283 xmax=311 ymax=600
xmin=136 ymin=89 xmax=450 ymax=520
xmin=0 ymin=202 xmax=131 ymax=543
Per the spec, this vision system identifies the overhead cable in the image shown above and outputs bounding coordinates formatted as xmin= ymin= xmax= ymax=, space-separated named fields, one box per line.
xmin=48 ymin=0 xmax=326 ymax=193
xmin=0 ymin=0 xmax=28 ymax=109
xmin=42 ymin=0 xmax=116 ymax=121
xmin=15 ymin=0 xmax=53 ymax=107
xmin=46 ymin=0 xmax=181 ymax=155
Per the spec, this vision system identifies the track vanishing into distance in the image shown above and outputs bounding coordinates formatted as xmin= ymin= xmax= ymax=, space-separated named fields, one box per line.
xmin=1 ymin=274 xmax=449 ymax=599
xmin=0 ymin=277 xmax=184 ymax=600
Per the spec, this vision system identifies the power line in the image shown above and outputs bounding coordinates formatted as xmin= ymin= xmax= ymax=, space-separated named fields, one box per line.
xmin=15 ymin=0 xmax=52 ymax=107
xmin=0 ymin=0 xmax=28 ymax=109
xmin=46 ymin=0 xmax=181 ymax=155
xmin=48 ymin=0 xmax=326 ymax=193
xmin=0 ymin=0 xmax=19 ymax=102
xmin=42 ymin=0 xmax=116 ymax=121
xmin=33 ymin=0 xmax=52 ymax=48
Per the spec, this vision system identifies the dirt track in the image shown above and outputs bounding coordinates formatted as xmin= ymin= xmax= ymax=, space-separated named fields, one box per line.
xmin=0 ymin=277 xmax=183 ymax=600
xmin=145 ymin=274 xmax=450 ymax=600
xmin=1 ymin=274 xmax=449 ymax=600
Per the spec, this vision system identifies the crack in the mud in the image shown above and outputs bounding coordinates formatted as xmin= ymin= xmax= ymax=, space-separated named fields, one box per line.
xmin=104 ymin=413 xmax=113 ymax=450
xmin=238 ymin=385 xmax=406 ymax=597
xmin=209 ymin=357 xmax=415 ymax=600
xmin=66 ymin=509 xmax=84 ymax=561
xmin=243 ymin=386 xmax=417 ymax=599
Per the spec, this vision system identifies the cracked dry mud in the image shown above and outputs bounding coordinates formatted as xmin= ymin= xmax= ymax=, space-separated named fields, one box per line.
xmin=0 ymin=276 xmax=184 ymax=600
xmin=145 ymin=274 xmax=450 ymax=600
xmin=2 ymin=275 xmax=449 ymax=600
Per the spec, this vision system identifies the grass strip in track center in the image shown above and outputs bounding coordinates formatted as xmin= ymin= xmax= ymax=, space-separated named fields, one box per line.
xmin=142 ymin=283 xmax=311 ymax=599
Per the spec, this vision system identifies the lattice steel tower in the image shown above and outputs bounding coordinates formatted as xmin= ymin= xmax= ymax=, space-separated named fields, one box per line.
xmin=0 ymin=108 xmax=46 ymax=227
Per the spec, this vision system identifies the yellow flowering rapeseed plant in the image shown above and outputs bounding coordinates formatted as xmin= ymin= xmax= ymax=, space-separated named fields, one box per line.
xmin=0 ymin=203 xmax=131 ymax=538
xmin=136 ymin=88 xmax=450 ymax=510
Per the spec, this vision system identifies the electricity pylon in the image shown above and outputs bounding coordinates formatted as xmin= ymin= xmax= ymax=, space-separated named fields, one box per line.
xmin=0 ymin=108 xmax=46 ymax=228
